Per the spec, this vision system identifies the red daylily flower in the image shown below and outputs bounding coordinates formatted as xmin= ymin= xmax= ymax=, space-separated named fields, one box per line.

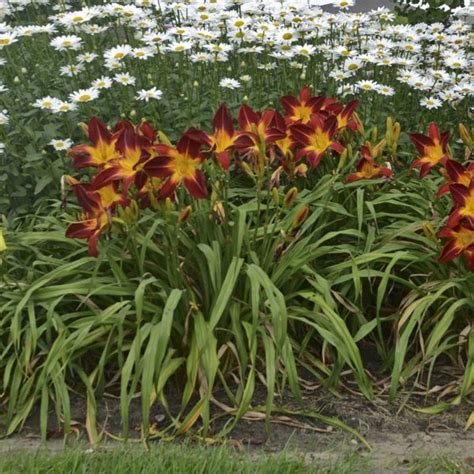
xmin=144 ymin=135 xmax=208 ymax=199
xmin=271 ymin=110 xmax=296 ymax=158
xmin=185 ymin=103 xmax=241 ymax=170
xmin=410 ymin=122 xmax=450 ymax=177
xmin=65 ymin=177 xmax=128 ymax=257
xmin=236 ymin=104 xmax=287 ymax=154
xmin=281 ymin=87 xmax=328 ymax=125
xmin=67 ymin=117 xmax=120 ymax=169
xmin=93 ymin=121 xmax=151 ymax=192
xmin=326 ymin=100 xmax=360 ymax=132
xmin=447 ymin=181 xmax=474 ymax=227
xmin=347 ymin=146 xmax=393 ymax=182
xmin=437 ymin=160 xmax=474 ymax=196
xmin=291 ymin=114 xmax=345 ymax=168
xmin=438 ymin=220 xmax=474 ymax=271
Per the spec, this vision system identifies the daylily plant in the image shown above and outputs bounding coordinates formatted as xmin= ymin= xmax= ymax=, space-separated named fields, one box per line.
xmin=63 ymin=88 xmax=472 ymax=273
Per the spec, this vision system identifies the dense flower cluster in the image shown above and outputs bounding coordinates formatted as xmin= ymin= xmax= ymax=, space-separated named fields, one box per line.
xmin=65 ymin=88 xmax=396 ymax=256
xmin=0 ymin=0 xmax=472 ymax=123
xmin=410 ymin=123 xmax=474 ymax=270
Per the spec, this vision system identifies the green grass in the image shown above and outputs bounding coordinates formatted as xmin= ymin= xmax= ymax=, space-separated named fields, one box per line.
xmin=407 ymin=455 xmax=470 ymax=474
xmin=0 ymin=444 xmax=367 ymax=474
xmin=0 ymin=443 xmax=471 ymax=474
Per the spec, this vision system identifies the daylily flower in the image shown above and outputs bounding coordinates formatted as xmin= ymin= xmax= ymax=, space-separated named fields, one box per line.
xmin=136 ymin=176 xmax=165 ymax=208
xmin=272 ymin=110 xmax=296 ymax=159
xmin=65 ymin=176 xmax=128 ymax=257
xmin=437 ymin=160 xmax=474 ymax=196
xmin=185 ymin=103 xmax=241 ymax=170
xmin=67 ymin=117 xmax=120 ymax=169
xmin=326 ymin=99 xmax=360 ymax=132
xmin=144 ymin=135 xmax=208 ymax=199
xmin=290 ymin=114 xmax=344 ymax=168
xmin=236 ymin=104 xmax=287 ymax=154
xmin=438 ymin=220 xmax=474 ymax=271
xmin=235 ymin=105 xmax=286 ymax=175
xmin=410 ymin=122 xmax=450 ymax=177
xmin=447 ymin=182 xmax=474 ymax=228
xmin=93 ymin=121 xmax=151 ymax=192
xmin=281 ymin=86 xmax=327 ymax=125
xmin=347 ymin=146 xmax=393 ymax=182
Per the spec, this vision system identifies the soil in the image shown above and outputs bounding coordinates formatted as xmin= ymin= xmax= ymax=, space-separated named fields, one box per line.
xmin=1 ymin=387 xmax=472 ymax=473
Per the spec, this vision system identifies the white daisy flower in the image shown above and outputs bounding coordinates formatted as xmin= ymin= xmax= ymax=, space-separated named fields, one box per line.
xmin=136 ymin=87 xmax=163 ymax=102
xmin=51 ymin=101 xmax=77 ymax=114
xmin=104 ymin=45 xmax=133 ymax=62
xmin=69 ymin=88 xmax=99 ymax=103
xmin=59 ymin=64 xmax=84 ymax=77
xmin=50 ymin=138 xmax=73 ymax=151
xmin=50 ymin=35 xmax=83 ymax=51
xmin=114 ymin=73 xmax=136 ymax=86
xmin=332 ymin=0 xmax=355 ymax=9
xmin=33 ymin=96 xmax=60 ymax=110
xmin=420 ymin=97 xmax=442 ymax=110
xmin=219 ymin=78 xmax=241 ymax=90
xmin=355 ymin=80 xmax=379 ymax=92
xmin=0 ymin=33 xmax=17 ymax=48
xmin=294 ymin=44 xmax=316 ymax=57
xmin=77 ymin=52 xmax=98 ymax=63
xmin=376 ymin=85 xmax=395 ymax=96
xmin=343 ymin=58 xmax=363 ymax=72
xmin=166 ymin=40 xmax=194 ymax=53
xmin=92 ymin=76 xmax=113 ymax=89
xmin=132 ymin=47 xmax=155 ymax=60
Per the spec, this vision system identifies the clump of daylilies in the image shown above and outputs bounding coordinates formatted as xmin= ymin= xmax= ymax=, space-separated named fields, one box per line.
xmin=66 ymin=87 xmax=395 ymax=257
xmin=410 ymin=122 xmax=474 ymax=271
xmin=64 ymin=87 xmax=474 ymax=273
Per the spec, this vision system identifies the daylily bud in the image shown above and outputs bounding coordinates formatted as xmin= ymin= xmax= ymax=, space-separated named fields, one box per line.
xmin=370 ymin=127 xmax=378 ymax=143
xmin=179 ymin=205 xmax=193 ymax=222
xmin=13 ymin=76 xmax=20 ymax=84
xmin=79 ymin=122 xmax=88 ymax=136
xmin=347 ymin=143 xmax=353 ymax=160
xmin=336 ymin=149 xmax=348 ymax=172
xmin=353 ymin=113 xmax=365 ymax=136
xmin=165 ymin=197 xmax=174 ymax=214
xmin=21 ymin=67 xmax=27 ymax=74
xmin=295 ymin=163 xmax=308 ymax=178
xmin=292 ymin=205 xmax=309 ymax=229
xmin=284 ymin=187 xmax=298 ymax=208
xmin=422 ymin=222 xmax=436 ymax=241
xmin=373 ymin=139 xmax=386 ymax=158
xmin=240 ymin=161 xmax=254 ymax=178
xmin=271 ymin=187 xmax=280 ymax=206
xmin=193 ymin=81 xmax=199 ymax=87
xmin=393 ymin=122 xmax=401 ymax=142
xmin=213 ymin=201 xmax=225 ymax=221
xmin=386 ymin=117 xmax=393 ymax=139
xmin=270 ymin=166 xmax=283 ymax=188
xmin=158 ymin=130 xmax=172 ymax=145
xmin=459 ymin=123 xmax=473 ymax=147
xmin=130 ymin=110 xmax=137 ymax=117
xmin=60 ymin=174 xmax=67 ymax=206
xmin=446 ymin=144 xmax=454 ymax=159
